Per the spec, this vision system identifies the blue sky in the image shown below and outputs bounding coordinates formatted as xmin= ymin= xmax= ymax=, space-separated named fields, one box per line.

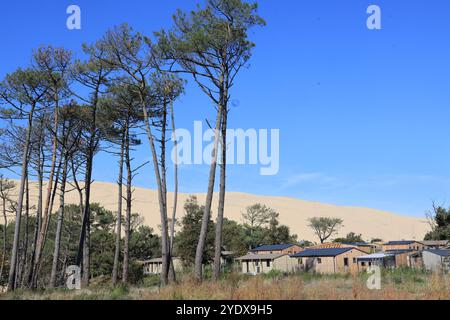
xmin=1 ymin=0 xmax=450 ymax=218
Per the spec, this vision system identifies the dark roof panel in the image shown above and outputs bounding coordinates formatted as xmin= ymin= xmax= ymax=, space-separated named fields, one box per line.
xmin=342 ymin=242 xmax=374 ymax=246
xmin=424 ymin=249 xmax=450 ymax=257
xmin=290 ymin=247 xmax=353 ymax=257
xmin=384 ymin=241 xmax=417 ymax=245
xmin=250 ymin=244 xmax=296 ymax=252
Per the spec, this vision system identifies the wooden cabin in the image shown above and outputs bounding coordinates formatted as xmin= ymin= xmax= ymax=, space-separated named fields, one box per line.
xmin=249 ymin=244 xmax=303 ymax=255
xmin=356 ymin=252 xmax=396 ymax=271
xmin=422 ymin=249 xmax=450 ymax=273
xmin=382 ymin=240 xmax=425 ymax=252
xmin=384 ymin=249 xmax=417 ymax=267
xmin=142 ymin=257 xmax=183 ymax=275
xmin=236 ymin=253 xmax=297 ymax=275
xmin=291 ymin=247 xmax=366 ymax=274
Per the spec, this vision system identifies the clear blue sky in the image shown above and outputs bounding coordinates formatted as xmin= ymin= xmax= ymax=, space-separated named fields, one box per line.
xmin=1 ymin=0 xmax=450 ymax=218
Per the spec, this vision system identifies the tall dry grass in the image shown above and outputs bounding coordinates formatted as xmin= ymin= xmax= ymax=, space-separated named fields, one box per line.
xmin=140 ymin=272 xmax=450 ymax=300
xmin=1 ymin=271 xmax=449 ymax=300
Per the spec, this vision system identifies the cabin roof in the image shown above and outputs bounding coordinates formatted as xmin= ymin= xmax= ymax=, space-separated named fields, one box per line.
xmin=424 ymin=249 xmax=450 ymax=257
xmin=250 ymin=244 xmax=297 ymax=252
xmin=342 ymin=242 xmax=375 ymax=247
xmin=384 ymin=240 xmax=418 ymax=245
xmin=385 ymin=249 xmax=415 ymax=255
xmin=291 ymin=247 xmax=356 ymax=257
xmin=356 ymin=253 xmax=394 ymax=261
xmin=236 ymin=253 xmax=286 ymax=261
xmin=421 ymin=240 xmax=449 ymax=246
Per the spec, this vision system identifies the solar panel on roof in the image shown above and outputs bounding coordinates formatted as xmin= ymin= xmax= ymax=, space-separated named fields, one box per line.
xmin=250 ymin=244 xmax=295 ymax=251
xmin=290 ymin=247 xmax=353 ymax=257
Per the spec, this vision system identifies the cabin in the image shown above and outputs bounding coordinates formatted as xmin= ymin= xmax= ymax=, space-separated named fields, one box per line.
xmin=235 ymin=253 xmax=297 ymax=275
xmin=142 ymin=257 xmax=183 ymax=275
xmin=422 ymin=249 xmax=450 ymax=273
xmin=382 ymin=240 xmax=425 ymax=252
xmin=249 ymin=244 xmax=303 ymax=255
xmin=356 ymin=252 xmax=396 ymax=271
xmin=291 ymin=247 xmax=365 ymax=274
xmin=342 ymin=242 xmax=380 ymax=254
xmin=384 ymin=249 xmax=417 ymax=267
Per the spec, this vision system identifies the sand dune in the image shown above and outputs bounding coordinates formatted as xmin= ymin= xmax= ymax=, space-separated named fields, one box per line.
xmin=4 ymin=181 xmax=430 ymax=242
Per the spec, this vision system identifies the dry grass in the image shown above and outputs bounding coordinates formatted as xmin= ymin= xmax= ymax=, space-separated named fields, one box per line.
xmin=1 ymin=271 xmax=449 ymax=300
xmin=141 ymin=272 xmax=450 ymax=300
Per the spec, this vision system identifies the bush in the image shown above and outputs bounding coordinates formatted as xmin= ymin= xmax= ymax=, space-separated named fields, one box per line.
xmin=264 ymin=269 xmax=284 ymax=279
xmin=109 ymin=284 xmax=129 ymax=300
xmin=128 ymin=260 xmax=145 ymax=284
xmin=142 ymin=275 xmax=161 ymax=287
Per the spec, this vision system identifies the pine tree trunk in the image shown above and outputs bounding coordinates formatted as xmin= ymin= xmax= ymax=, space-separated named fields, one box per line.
xmin=0 ymin=197 xmax=8 ymax=283
xmin=7 ymin=105 xmax=35 ymax=291
xmin=76 ymin=87 xmax=100 ymax=288
xmin=32 ymin=107 xmax=59 ymax=288
xmin=141 ymin=103 xmax=169 ymax=286
xmin=31 ymin=150 xmax=62 ymax=288
xmin=213 ymin=105 xmax=228 ymax=280
xmin=160 ymin=102 xmax=170 ymax=284
xmin=26 ymin=143 xmax=43 ymax=287
xmin=49 ymin=154 xmax=68 ymax=288
xmin=122 ymin=127 xmax=132 ymax=284
xmin=76 ymin=148 xmax=94 ymax=287
xmin=18 ymin=177 xmax=30 ymax=288
xmin=112 ymin=133 xmax=125 ymax=286
xmin=169 ymin=101 xmax=178 ymax=283
xmin=194 ymin=103 xmax=223 ymax=281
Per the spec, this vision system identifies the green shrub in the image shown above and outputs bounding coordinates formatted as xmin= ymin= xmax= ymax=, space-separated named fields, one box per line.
xmin=109 ymin=284 xmax=130 ymax=300
xmin=142 ymin=275 xmax=161 ymax=287
xmin=264 ymin=269 xmax=284 ymax=279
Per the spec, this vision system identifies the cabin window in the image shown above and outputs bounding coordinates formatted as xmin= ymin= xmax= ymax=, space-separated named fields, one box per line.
xmin=266 ymin=260 xmax=271 ymax=267
xmin=361 ymin=262 xmax=366 ymax=266
xmin=344 ymin=258 xmax=349 ymax=267
xmin=353 ymin=258 xmax=357 ymax=263
xmin=317 ymin=258 xmax=322 ymax=264
xmin=369 ymin=262 xmax=372 ymax=266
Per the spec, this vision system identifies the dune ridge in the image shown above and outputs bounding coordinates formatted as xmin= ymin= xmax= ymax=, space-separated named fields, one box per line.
xmin=3 ymin=181 xmax=430 ymax=242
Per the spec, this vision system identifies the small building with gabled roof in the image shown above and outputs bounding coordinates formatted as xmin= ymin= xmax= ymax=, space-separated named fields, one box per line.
xmin=141 ymin=257 xmax=183 ymax=275
xmin=382 ymin=240 xmax=425 ymax=252
xmin=384 ymin=249 xmax=417 ymax=267
xmin=235 ymin=253 xmax=297 ymax=275
xmin=422 ymin=249 xmax=450 ymax=273
xmin=290 ymin=247 xmax=366 ymax=274
xmin=249 ymin=244 xmax=302 ymax=255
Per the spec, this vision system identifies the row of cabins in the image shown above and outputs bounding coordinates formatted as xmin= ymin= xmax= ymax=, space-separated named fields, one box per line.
xmin=237 ymin=240 xmax=450 ymax=275
xmin=140 ymin=240 xmax=450 ymax=276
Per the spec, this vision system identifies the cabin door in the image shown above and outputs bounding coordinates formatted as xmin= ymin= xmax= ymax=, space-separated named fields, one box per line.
xmin=344 ymin=258 xmax=349 ymax=272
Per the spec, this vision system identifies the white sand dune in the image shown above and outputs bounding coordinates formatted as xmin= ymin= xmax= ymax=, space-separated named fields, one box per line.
xmin=4 ymin=181 xmax=430 ymax=242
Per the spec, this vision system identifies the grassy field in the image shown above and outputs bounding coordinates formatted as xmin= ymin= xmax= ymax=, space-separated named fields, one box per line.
xmin=1 ymin=269 xmax=449 ymax=300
